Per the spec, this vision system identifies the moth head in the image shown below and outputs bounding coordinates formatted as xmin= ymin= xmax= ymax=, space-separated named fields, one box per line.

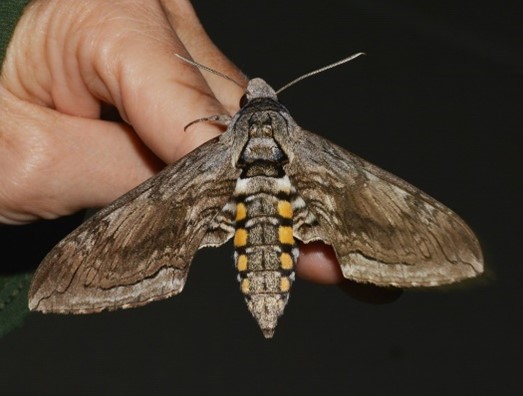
xmin=240 ymin=78 xmax=278 ymax=107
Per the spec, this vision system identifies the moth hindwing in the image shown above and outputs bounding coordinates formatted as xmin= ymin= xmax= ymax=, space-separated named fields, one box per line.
xmin=29 ymin=78 xmax=483 ymax=338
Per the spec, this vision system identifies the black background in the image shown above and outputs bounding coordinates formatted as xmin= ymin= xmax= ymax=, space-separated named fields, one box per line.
xmin=1 ymin=1 xmax=521 ymax=395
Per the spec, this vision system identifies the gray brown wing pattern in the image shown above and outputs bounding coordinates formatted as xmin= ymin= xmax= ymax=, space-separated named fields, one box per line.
xmin=286 ymin=128 xmax=483 ymax=287
xmin=29 ymin=137 xmax=239 ymax=313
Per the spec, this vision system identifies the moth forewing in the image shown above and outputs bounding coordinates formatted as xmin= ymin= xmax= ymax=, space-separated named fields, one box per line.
xmin=29 ymin=73 xmax=483 ymax=338
xmin=28 ymin=136 xmax=239 ymax=313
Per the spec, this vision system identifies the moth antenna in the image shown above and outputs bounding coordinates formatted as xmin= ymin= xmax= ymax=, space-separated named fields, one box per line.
xmin=276 ymin=52 xmax=366 ymax=95
xmin=174 ymin=53 xmax=245 ymax=89
xmin=183 ymin=114 xmax=232 ymax=132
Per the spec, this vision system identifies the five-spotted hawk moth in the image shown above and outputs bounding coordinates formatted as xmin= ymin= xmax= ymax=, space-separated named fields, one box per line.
xmin=28 ymin=56 xmax=483 ymax=338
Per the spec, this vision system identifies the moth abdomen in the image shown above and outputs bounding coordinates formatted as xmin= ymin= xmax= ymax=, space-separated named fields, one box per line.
xmin=233 ymin=177 xmax=298 ymax=338
xmin=231 ymin=117 xmax=298 ymax=338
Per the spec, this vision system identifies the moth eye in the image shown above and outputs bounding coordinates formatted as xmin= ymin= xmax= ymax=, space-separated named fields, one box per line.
xmin=239 ymin=94 xmax=248 ymax=108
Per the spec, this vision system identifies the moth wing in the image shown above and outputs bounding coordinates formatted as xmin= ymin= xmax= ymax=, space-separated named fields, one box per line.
xmin=29 ymin=137 xmax=239 ymax=313
xmin=286 ymin=128 xmax=483 ymax=287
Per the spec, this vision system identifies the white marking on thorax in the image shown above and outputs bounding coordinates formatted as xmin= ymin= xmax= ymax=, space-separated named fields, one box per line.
xmin=234 ymin=175 xmax=292 ymax=195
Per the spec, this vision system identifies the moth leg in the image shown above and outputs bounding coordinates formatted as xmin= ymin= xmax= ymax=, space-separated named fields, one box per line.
xmin=199 ymin=200 xmax=235 ymax=248
xmin=184 ymin=114 xmax=232 ymax=131
xmin=291 ymin=190 xmax=326 ymax=245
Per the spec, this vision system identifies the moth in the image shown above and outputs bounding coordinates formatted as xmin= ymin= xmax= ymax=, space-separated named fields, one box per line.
xmin=29 ymin=54 xmax=483 ymax=338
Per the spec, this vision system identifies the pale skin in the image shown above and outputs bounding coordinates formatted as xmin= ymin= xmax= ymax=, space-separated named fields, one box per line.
xmin=0 ymin=0 xmax=399 ymax=301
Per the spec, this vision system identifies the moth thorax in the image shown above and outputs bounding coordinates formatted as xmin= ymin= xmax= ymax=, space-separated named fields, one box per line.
xmin=248 ymin=112 xmax=275 ymax=138
xmin=240 ymin=138 xmax=286 ymax=166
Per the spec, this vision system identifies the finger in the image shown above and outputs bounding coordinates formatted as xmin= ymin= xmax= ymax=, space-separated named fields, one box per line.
xmin=296 ymin=241 xmax=344 ymax=284
xmin=0 ymin=91 xmax=162 ymax=223
xmin=297 ymin=241 xmax=403 ymax=304
xmin=103 ymin=43 xmax=223 ymax=163
xmin=50 ymin=117 xmax=164 ymax=209
xmin=161 ymin=0 xmax=247 ymax=114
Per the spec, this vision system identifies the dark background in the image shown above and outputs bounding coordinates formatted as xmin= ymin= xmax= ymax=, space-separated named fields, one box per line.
xmin=1 ymin=1 xmax=521 ymax=394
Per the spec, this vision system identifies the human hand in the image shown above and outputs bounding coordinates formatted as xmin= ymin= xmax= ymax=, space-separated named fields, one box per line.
xmin=0 ymin=0 xmax=245 ymax=225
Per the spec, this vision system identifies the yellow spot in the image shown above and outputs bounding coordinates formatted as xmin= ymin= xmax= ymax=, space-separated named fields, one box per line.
xmin=234 ymin=228 xmax=248 ymax=247
xmin=241 ymin=278 xmax=250 ymax=294
xmin=279 ymin=226 xmax=294 ymax=245
xmin=237 ymin=254 xmax=248 ymax=271
xmin=236 ymin=202 xmax=247 ymax=221
xmin=280 ymin=277 xmax=291 ymax=292
xmin=277 ymin=200 xmax=293 ymax=219
xmin=280 ymin=253 xmax=294 ymax=270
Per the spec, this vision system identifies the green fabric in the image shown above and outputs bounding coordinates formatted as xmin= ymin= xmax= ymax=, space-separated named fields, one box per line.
xmin=0 ymin=273 xmax=32 ymax=337
xmin=0 ymin=0 xmax=33 ymax=337
xmin=0 ymin=0 xmax=31 ymax=66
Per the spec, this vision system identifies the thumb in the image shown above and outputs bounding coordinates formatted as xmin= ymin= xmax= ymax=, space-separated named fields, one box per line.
xmin=87 ymin=21 xmax=235 ymax=164
xmin=119 ymin=48 xmax=228 ymax=163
